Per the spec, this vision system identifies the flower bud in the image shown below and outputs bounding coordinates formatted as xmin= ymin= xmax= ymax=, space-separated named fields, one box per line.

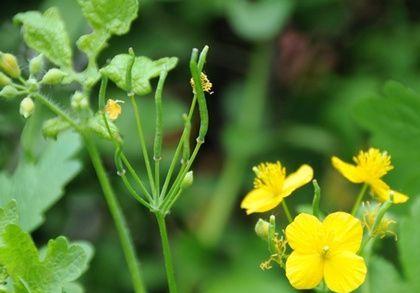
xmin=71 ymin=91 xmax=89 ymax=109
xmin=41 ymin=68 xmax=67 ymax=85
xmin=26 ymin=78 xmax=39 ymax=93
xmin=29 ymin=54 xmax=44 ymax=76
xmin=19 ymin=97 xmax=35 ymax=118
xmin=0 ymin=85 xmax=19 ymax=99
xmin=0 ymin=72 xmax=12 ymax=87
xmin=0 ymin=52 xmax=21 ymax=78
xmin=181 ymin=171 xmax=194 ymax=189
xmin=255 ymin=218 xmax=270 ymax=239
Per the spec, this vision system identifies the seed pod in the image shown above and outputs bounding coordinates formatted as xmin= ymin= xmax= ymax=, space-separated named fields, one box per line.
xmin=0 ymin=52 xmax=21 ymax=78
xmin=41 ymin=68 xmax=67 ymax=85
xmin=19 ymin=96 xmax=35 ymax=118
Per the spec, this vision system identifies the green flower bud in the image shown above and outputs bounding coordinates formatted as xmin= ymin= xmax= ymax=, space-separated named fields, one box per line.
xmin=71 ymin=91 xmax=89 ymax=109
xmin=255 ymin=218 xmax=270 ymax=240
xmin=29 ymin=54 xmax=44 ymax=75
xmin=19 ymin=97 xmax=35 ymax=118
xmin=181 ymin=171 xmax=194 ymax=189
xmin=0 ymin=72 xmax=12 ymax=87
xmin=0 ymin=52 xmax=21 ymax=78
xmin=26 ymin=78 xmax=39 ymax=93
xmin=0 ymin=85 xmax=19 ymax=99
xmin=41 ymin=68 xmax=67 ymax=85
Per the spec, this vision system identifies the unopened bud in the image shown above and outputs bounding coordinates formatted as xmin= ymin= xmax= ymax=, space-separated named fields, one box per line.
xmin=19 ymin=97 xmax=35 ymax=118
xmin=0 ymin=52 xmax=21 ymax=78
xmin=0 ymin=85 xmax=19 ymax=99
xmin=255 ymin=218 xmax=270 ymax=239
xmin=181 ymin=171 xmax=194 ymax=188
xmin=71 ymin=91 xmax=89 ymax=109
xmin=41 ymin=68 xmax=67 ymax=85
xmin=29 ymin=54 xmax=44 ymax=75
xmin=0 ymin=72 xmax=12 ymax=87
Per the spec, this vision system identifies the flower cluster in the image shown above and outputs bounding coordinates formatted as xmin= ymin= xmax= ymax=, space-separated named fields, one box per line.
xmin=242 ymin=148 xmax=408 ymax=293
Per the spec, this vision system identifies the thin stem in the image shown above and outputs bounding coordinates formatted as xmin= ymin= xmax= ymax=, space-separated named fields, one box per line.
xmin=83 ymin=135 xmax=146 ymax=293
xmin=352 ymin=183 xmax=368 ymax=216
xmin=281 ymin=200 xmax=293 ymax=223
xmin=33 ymin=93 xmax=80 ymax=131
xmin=155 ymin=213 xmax=178 ymax=293
xmin=159 ymin=95 xmax=197 ymax=200
xmin=130 ymin=94 xmax=156 ymax=197
xmin=153 ymin=71 xmax=168 ymax=196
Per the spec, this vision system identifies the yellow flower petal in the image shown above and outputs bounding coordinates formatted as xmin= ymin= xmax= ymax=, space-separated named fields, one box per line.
xmin=286 ymin=251 xmax=324 ymax=290
xmin=240 ymin=188 xmax=282 ymax=214
xmin=322 ymin=212 xmax=363 ymax=253
xmin=371 ymin=180 xmax=409 ymax=204
xmin=286 ymin=213 xmax=323 ymax=253
xmin=324 ymin=251 xmax=367 ymax=293
xmin=331 ymin=157 xmax=364 ymax=183
xmin=281 ymin=164 xmax=313 ymax=197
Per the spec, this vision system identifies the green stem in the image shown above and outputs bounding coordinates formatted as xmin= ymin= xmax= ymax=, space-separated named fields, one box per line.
xmin=352 ymin=183 xmax=368 ymax=216
xmin=33 ymin=93 xmax=80 ymax=131
xmin=281 ymin=200 xmax=293 ymax=223
xmin=155 ymin=213 xmax=178 ymax=293
xmin=130 ymin=94 xmax=156 ymax=198
xmin=83 ymin=135 xmax=146 ymax=293
xmin=196 ymin=42 xmax=272 ymax=246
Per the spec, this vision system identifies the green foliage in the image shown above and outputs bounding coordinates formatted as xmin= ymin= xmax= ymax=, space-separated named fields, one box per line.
xmin=0 ymin=201 xmax=18 ymax=231
xmin=0 ymin=132 xmax=82 ymax=231
xmin=0 ymin=224 xmax=89 ymax=293
xmin=398 ymin=197 xmax=420 ymax=291
xmin=354 ymin=81 xmax=420 ymax=194
xmin=14 ymin=8 xmax=72 ymax=69
xmin=227 ymin=0 xmax=293 ymax=41
xmin=77 ymin=0 xmax=139 ymax=35
xmin=100 ymin=54 xmax=178 ymax=95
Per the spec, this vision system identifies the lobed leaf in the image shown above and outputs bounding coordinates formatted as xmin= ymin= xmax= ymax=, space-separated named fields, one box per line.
xmin=0 ymin=224 xmax=89 ymax=293
xmin=14 ymin=7 xmax=73 ymax=69
xmin=0 ymin=200 xmax=18 ymax=232
xmin=100 ymin=54 xmax=178 ymax=96
xmin=77 ymin=0 xmax=139 ymax=35
xmin=0 ymin=132 xmax=82 ymax=232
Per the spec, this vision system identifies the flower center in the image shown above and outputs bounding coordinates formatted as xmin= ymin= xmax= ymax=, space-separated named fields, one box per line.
xmin=253 ymin=162 xmax=285 ymax=195
xmin=353 ymin=148 xmax=393 ymax=180
xmin=322 ymin=245 xmax=330 ymax=255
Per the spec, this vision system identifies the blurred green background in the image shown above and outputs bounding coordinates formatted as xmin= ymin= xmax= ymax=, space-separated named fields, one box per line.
xmin=1 ymin=0 xmax=420 ymax=292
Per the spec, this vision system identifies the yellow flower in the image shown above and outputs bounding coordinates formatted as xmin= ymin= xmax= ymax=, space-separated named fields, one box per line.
xmin=241 ymin=162 xmax=313 ymax=214
xmin=105 ymin=99 xmax=123 ymax=120
xmin=332 ymin=148 xmax=408 ymax=203
xmin=285 ymin=212 xmax=367 ymax=293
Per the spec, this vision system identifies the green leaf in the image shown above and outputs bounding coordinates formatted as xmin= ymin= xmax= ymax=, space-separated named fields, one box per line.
xmin=354 ymin=81 xmax=420 ymax=195
xmin=87 ymin=114 xmax=122 ymax=143
xmin=399 ymin=197 xmax=420 ymax=291
xmin=368 ymin=257 xmax=406 ymax=293
xmin=77 ymin=0 xmax=139 ymax=35
xmin=77 ymin=29 xmax=110 ymax=60
xmin=0 ymin=201 xmax=18 ymax=232
xmin=0 ymin=224 xmax=89 ymax=293
xmin=14 ymin=7 xmax=73 ymax=69
xmin=42 ymin=116 xmax=72 ymax=140
xmin=0 ymin=132 xmax=82 ymax=232
xmin=100 ymin=54 xmax=178 ymax=96
xmin=227 ymin=0 xmax=294 ymax=41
